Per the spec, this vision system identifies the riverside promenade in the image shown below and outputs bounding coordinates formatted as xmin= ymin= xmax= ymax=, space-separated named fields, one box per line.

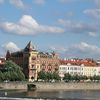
xmin=0 ymin=82 xmax=100 ymax=90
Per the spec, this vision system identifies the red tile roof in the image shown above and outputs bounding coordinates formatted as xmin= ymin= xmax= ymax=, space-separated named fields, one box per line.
xmin=60 ymin=59 xmax=99 ymax=67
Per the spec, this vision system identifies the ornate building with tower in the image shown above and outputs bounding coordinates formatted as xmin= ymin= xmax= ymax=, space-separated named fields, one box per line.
xmin=6 ymin=41 xmax=60 ymax=81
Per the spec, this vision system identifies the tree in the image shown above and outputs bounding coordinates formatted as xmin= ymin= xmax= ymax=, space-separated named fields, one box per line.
xmin=92 ymin=75 xmax=100 ymax=81
xmin=63 ymin=73 xmax=72 ymax=82
xmin=46 ymin=72 xmax=53 ymax=81
xmin=52 ymin=72 xmax=60 ymax=81
xmin=0 ymin=71 xmax=3 ymax=81
xmin=72 ymin=74 xmax=80 ymax=82
xmin=38 ymin=70 xmax=47 ymax=81
xmin=2 ymin=60 xmax=25 ymax=81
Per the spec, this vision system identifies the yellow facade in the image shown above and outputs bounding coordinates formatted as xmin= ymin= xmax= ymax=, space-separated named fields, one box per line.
xmin=29 ymin=50 xmax=40 ymax=81
xmin=83 ymin=66 xmax=96 ymax=77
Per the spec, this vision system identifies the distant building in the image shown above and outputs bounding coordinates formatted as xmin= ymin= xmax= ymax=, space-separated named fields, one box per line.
xmin=59 ymin=58 xmax=100 ymax=79
xmin=6 ymin=41 xmax=60 ymax=81
xmin=59 ymin=59 xmax=84 ymax=80
xmin=0 ymin=57 xmax=6 ymax=70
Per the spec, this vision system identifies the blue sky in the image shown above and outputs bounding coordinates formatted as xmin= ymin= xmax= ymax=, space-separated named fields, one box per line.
xmin=0 ymin=0 xmax=100 ymax=59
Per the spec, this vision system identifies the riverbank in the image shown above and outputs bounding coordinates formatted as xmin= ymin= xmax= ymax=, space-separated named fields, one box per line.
xmin=0 ymin=82 xmax=100 ymax=90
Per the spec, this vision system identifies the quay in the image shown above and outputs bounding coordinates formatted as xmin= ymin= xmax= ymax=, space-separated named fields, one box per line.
xmin=0 ymin=82 xmax=100 ymax=90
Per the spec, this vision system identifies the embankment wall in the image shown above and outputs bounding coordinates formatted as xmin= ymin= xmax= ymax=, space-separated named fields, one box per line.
xmin=0 ymin=82 xmax=100 ymax=90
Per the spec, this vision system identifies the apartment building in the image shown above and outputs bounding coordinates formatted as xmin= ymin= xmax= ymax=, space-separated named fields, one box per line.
xmin=6 ymin=41 xmax=60 ymax=81
xmin=59 ymin=58 xmax=100 ymax=79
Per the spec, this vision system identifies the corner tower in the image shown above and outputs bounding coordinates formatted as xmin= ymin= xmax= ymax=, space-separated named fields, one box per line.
xmin=23 ymin=41 xmax=39 ymax=81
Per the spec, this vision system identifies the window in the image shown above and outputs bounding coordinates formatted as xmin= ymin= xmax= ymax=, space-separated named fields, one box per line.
xmin=32 ymin=65 xmax=34 ymax=68
xmin=32 ymin=57 xmax=36 ymax=60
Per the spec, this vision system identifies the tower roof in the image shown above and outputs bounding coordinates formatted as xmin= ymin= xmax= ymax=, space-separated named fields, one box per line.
xmin=24 ymin=41 xmax=36 ymax=52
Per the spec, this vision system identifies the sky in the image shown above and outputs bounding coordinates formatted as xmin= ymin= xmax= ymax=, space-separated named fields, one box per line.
xmin=0 ymin=0 xmax=100 ymax=59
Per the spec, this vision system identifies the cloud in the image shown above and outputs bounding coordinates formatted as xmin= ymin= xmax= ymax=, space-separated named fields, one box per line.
xmin=2 ymin=42 xmax=20 ymax=52
xmin=50 ymin=46 xmax=67 ymax=53
xmin=0 ymin=0 xmax=4 ymax=4
xmin=94 ymin=0 xmax=100 ymax=7
xmin=84 ymin=9 xmax=100 ymax=19
xmin=33 ymin=0 xmax=45 ymax=5
xmin=58 ymin=19 xmax=99 ymax=36
xmin=9 ymin=0 xmax=26 ymax=9
xmin=59 ymin=0 xmax=82 ymax=3
xmin=0 ymin=15 xmax=64 ymax=35
xmin=60 ymin=0 xmax=71 ymax=3
xmin=88 ymin=32 xmax=97 ymax=37
xmin=0 ymin=0 xmax=27 ymax=9
xmin=72 ymin=42 xmax=100 ymax=54
xmin=50 ymin=42 xmax=100 ymax=59
xmin=59 ymin=0 xmax=77 ymax=3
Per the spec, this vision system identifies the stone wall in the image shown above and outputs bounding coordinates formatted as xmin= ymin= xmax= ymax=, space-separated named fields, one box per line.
xmin=0 ymin=82 xmax=100 ymax=90
xmin=0 ymin=82 xmax=27 ymax=90
xmin=35 ymin=82 xmax=100 ymax=90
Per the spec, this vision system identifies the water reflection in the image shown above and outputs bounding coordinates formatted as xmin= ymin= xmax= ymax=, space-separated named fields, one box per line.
xmin=0 ymin=90 xmax=100 ymax=100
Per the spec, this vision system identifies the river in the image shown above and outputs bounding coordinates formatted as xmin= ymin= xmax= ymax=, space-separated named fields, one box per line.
xmin=0 ymin=90 xmax=100 ymax=100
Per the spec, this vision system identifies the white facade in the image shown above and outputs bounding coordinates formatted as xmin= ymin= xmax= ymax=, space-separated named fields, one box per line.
xmin=59 ymin=63 xmax=84 ymax=79
xmin=95 ymin=67 xmax=100 ymax=76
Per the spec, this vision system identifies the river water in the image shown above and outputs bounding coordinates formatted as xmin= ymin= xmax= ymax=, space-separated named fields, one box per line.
xmin=0 ymin=90 xmax=100 ymax=100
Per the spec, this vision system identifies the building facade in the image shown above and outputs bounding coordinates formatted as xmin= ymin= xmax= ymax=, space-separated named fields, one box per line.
xmin=6 ymin=41 xmax=60 ymax=81
xmin=0 ymin=57 xmax=6 ymax=70
xmin=59 ymin=59 xmax=84 ymax=80
xmin=59 ymin=58 xmax=100 ymax=79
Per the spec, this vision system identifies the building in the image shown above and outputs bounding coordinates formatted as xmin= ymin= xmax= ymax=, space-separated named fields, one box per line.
xmin=59 ymin=58 xmax=100 ymax=79
xmin=6 ymin=41 xmax=60 ymax=81
xmin=59 ymin=59 xmax=84 ymax=80
xmin=82 ymin=59 xmax=98 ymax=77
xmin=0 ymin=57 xmax=6 ymax=70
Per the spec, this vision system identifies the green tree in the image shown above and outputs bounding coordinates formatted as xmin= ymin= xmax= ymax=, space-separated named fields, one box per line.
xmin=46 ymin=72 xmax=53 ymax=81
xmin=92 ymin=75 xmax=100 ymax=81
xmin=79 ymin=75 xmax=88 ymax=81
xmin=38 ymin=70 xmax=47 ymax=81
xmin=52 ymin=72 xmax=60 ymax=81
xmin=63 ymin=73 xmax=72 ymax=82
xmin=0 ymin=71 xmax=3 ymax=81
xmin=72 ymin=74 xmax=80 ymax=82
xmin=3 ymin=60 xmax=25 ymax=81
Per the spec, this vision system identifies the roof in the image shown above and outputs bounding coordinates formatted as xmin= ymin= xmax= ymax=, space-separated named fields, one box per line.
xmin=24 ymin=41 xmax=37 ymax=52
xmin=60 ymin=59 xmax=99 ymax=67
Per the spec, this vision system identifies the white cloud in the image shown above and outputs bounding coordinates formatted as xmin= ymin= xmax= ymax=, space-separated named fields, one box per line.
xmin=72 ymin=42 xmax=100 ymax=54
xmin=50 ymin=42 xmax=100 ymax=59
xmin=2 ymin=42 xmax=20 ymax=52
xmin=0 ymin=0 xmax=27 ymax=9
xmin=0 ymin=0 xmax=4 ymax=4
xmin=59 ymin=0 xmax=78 ymax=3
xmin=94 ymin=0 xmax=100 ymax=7
xmin=9 ymin=0 xmax=26 ymax=9
xmin=58 ymin=19 xmax=99 ymax=36
xmin=33 ymin=0 xmax=45 ymax=5
xmin=88 ymin=32 xmax=97 ymax=37
xmin=50 ymin=46 xmax=67 ymax=52
xmin=84 ymin=9 xmax=100 ymax=19
xmin=60 ymin=0 xmax=71 ymax=3
xmin=59 ymin=0 xmax=82 ymax=3
xmin=0 ymin=15 xmax=64 ymax=35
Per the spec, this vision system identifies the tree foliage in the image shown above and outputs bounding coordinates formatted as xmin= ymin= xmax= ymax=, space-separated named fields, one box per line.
xmin=0 ymin=60 xmax=25 ymax=81
xmin=38 ymin=70 xmax=47 ymax=80
xmin=63 ymin=73 xmax=71 ymax=81
xmin=38 ymin=71 xmax=60 ymax=81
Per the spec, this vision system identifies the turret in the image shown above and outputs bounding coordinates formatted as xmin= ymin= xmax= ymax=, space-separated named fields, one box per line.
xmin=24 ymin=41 xmax=36 ymax=52
xmin=6 ymin=50 xmax=11 ymax=60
